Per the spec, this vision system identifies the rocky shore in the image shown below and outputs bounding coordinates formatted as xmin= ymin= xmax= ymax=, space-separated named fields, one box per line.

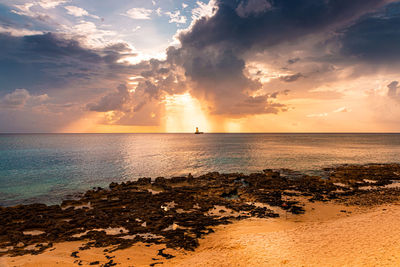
xmin=1 ymin=164 xmax=400 ymax=265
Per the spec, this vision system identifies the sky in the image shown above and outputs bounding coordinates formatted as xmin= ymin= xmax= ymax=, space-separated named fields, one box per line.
xmin=1 ymin=0 xmax=400 ymax=133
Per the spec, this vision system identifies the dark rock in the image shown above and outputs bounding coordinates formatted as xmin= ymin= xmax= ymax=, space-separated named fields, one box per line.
xmin=103 ymin=259 xmax=117 ymax=267
xmin=150 ymin=263 xmax=163 ymax=266
xmin=154 ymin=177 xmax=167 ymax=185
xmin=137 ymin=177 xmax=151 ymax=185
xmin=157 ymin=249 xmax=175 ymax=259
xmin=109 ymin=182 xmax=118 ymax=189
xmin=71 ymin=251 xmax=79 ymax=258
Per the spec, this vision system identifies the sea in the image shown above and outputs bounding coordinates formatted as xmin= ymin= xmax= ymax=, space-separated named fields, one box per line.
xmin=1 ymin=133 xmax=400 ymax=206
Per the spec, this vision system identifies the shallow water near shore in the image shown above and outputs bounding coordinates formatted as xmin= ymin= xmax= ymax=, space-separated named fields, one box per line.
xmin=1 ymin=133 xmax=400 ymax=206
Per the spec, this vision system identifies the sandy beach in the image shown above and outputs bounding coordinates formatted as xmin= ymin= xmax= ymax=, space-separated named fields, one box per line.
xmin=2 ymin=164 xmax=400 ymax=267
xmin=166 ymin=202 xmax=400 ymax=267
xmin=2 ymin=200 xmax=400 ymax=267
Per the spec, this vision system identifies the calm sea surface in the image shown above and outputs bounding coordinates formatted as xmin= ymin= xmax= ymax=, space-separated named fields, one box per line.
xmin=1 ymin=133 xmax=400 ymax=206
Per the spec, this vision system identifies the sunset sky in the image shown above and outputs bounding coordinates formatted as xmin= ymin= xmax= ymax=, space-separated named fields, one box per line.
xmin=1 ymin=0 xmax=400 ymax=133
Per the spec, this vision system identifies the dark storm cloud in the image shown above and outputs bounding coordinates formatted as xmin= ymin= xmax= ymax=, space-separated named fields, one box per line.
xmin=0 ymin=31 xmax=155 ymax=128
xmin=180 ymin=0 xmax=387 ymax=52
xmin=131 ymin=0 xmax=390 ymax=116
xmin=340 ymin=2 xmax=400 ymax=64
xmin=87 ymin=84 xmax=130 ymax=112
xmin=0 ymin=32 xmax=141 ymax=94
xmin=387 ymin=81 xmax=399 ymax=97
xmin=269 ymin=89 xmax=290 ymax=99
xmin=22 ymin=33 xmax=101 ymax=62
xmin=280 ymin=73 xmax=303 ymax=83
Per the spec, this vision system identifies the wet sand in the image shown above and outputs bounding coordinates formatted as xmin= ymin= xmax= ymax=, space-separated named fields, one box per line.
xmin=2 ymin=201 xmax=400 ymax=266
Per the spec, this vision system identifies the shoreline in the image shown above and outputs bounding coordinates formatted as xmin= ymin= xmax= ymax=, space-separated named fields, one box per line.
xmin=1 ymin=163 xmax=400 ymax=266
xmin=2 ymin=201 xmax=400 ymax=266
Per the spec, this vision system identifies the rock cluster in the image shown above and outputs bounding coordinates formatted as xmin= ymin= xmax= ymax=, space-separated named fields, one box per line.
xmin=1 ymin=164 xmax=400 ymax=258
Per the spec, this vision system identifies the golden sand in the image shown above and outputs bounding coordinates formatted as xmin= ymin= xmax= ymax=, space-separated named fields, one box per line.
xmin=2 ymin=201 xmax=400 ymax=267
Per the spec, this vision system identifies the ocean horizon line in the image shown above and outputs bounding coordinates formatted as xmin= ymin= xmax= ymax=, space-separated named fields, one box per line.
xmin=1 ymin=132 xmax=400 ymax=135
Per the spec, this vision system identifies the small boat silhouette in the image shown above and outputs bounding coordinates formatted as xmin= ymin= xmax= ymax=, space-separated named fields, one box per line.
xmin=195 ymin=127 xmax=204 ymax=134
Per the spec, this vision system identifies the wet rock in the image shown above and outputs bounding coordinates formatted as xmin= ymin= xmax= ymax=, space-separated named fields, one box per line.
xmin=103 ymin=259 xmax=117 ymax=267
xmin=220 ymin=188 xmax=239 ymax=199
xmin=137 ymin=178 xmax=151 ymax=185
xmin=109 ymin=182 xmax=118 ymax=190
xmin=157 ymin=248 xmax=175 ymax=259
xmin=1 ymin=164 xmax=399 ymax=257
xmin=154 ymin=177 xmax=167 ymax=185
xmin=150 ymin=262 xmax=163 ymax=267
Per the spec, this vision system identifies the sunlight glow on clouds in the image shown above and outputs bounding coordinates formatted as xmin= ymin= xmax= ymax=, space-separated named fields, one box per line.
xmin=164 ymin=93 xmax=209 ymax=133
xmin=38 ymin=0 xmax=68 ymax=9
xmin=2 ymin=0 xmax=400 ymax=132
xmin=12 ymin=0 xmax=68 ymax=17
xmin=0 ymin=25 xmax=43 ymax=36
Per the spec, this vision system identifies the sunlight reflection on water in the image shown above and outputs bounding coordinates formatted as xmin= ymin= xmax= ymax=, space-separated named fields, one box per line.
xmin=1 ymin=133 xmax=399 ymax=205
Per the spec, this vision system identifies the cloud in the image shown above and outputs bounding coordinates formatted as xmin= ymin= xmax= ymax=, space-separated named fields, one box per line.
xmin=191 ymin=0 xmax=218 ymax=21
xmin=71 ymin=21 xmax=116 ymax=47
xmin=12 ymin=3 xmax=46 ymax=19
xmin=165 ymin=11 xmax=187 ymax=24
xmin=236 ymin=0 xmax=271 ymax=18
xmin=307 ymin=113 xmax=328 ymax=118
xmin=0 ymin=31 xmax=152 ymax=128
xmin=333 ymin=106 xmax=352 ymax=113
xmin=3 ymin=0 xmax=400 ymax=131
xmin=280 ymin=73 xmax=303 ymax=83
xmin=11 ymin=3 xmax=34 ymax=16
xmin=38 ymin=0 xmax=69 ymax=9
xmin=125 ymin=8 xmax=153 ymax=20
xmin=269 ymin=90 xmax=290 ymax=99
xmin=0 ymin=89 xmax=49 ymax=109
xmin=64 ymin=6 xmax=100 ymax=19
xmin=0 ymin=32 xmax=143 ymax=93
xmin=0 ymin=25 xmax=43 ymax=37
xmin=126 ymin=0 xmax=388 ymax=117
xmin=387 ymin=81 xmax=399 ymax=97
xmin=183 ymin=0 xmax=387 ymax=53
xmin=305 ymin=106 xmax=351 ymax=119
xmin=87 ymin=84 xmax=130 ymax=112
xmin=287 ymin=58 xmax=300 ymax=65
xmin=339 ymin=2 xmax=400 ymax=64
xmin=132 ymin=26 xmax=141 ymax=32
xmin=86 ymin=83 xmax=163 ymax=126
xmin=0 ymin=89 xmax=31 ymax=108
xmin=12 ymin=0 xmax=68 ymax=19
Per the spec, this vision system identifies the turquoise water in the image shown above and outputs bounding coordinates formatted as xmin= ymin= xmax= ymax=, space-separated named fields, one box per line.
xmin=1 ymin=133 xmax=400 ymax=206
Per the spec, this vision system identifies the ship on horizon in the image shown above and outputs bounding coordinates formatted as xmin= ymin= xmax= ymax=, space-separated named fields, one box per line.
xmin=195 ymin=127 xmax=204 ymax=134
